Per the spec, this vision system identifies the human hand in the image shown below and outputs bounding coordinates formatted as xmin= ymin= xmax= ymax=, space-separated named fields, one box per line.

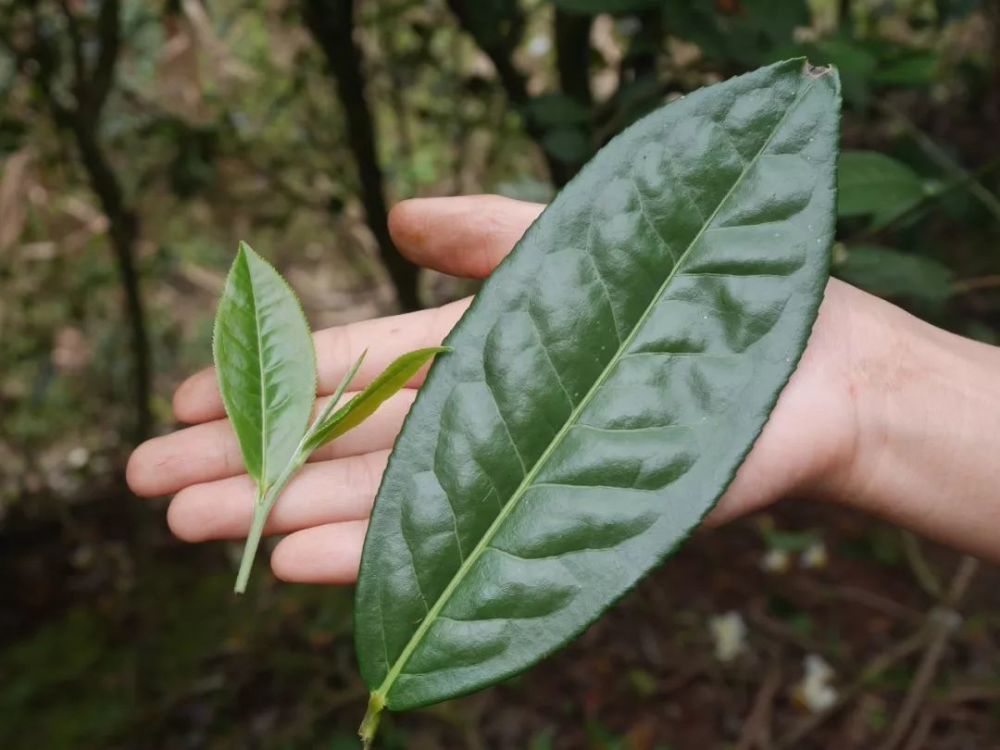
xmin=126 ymin=195 xmax=898 ymax=584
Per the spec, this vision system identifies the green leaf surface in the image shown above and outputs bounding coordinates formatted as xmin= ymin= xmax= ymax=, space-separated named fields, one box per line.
xmin=213 ymin=242 xmax=316 ymax=489
xmin=306 ymin=347 xmax=448 ymax=451
xmin=838 ymin=150 xmax=928 ymax=225
xmin=835 ymin=244 xmax=954 ymax=306
xmin=356 ymin=59 xmax=840 ymax=712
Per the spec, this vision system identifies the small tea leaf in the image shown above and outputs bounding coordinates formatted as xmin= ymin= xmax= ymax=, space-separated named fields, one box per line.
xmin=356 ymin=59 xmax=840 ymax=721
xmin=213 ymin=241 xmax=316 ymax=489
xmin=306 ymin=347 xmax=448 ymax=451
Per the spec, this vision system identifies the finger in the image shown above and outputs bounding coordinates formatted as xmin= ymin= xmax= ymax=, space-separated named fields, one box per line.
xmin=388 ymin=195 xmax=543 ymax=279
xmin=167 ymin=450 xmax=388 ymax=542
xmin=173 ymin=298 xmax=468 ymax=424
xmin=173 ymin=195 xmax=541 ymax=425
xmin=128 ymin=389 xmax=413 ymax=497
xmin=271 ymin=520 xmax=367 ymax=585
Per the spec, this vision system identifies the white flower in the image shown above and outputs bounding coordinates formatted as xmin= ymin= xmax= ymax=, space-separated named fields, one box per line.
xmin=527 ymin=36 xmax=551 ymax=57
xmin=67 ymin=446 xmax=90 ymax=469
xmin=761 ymin=547 xmax=791 ymax=573
xmin=709 ymin=611 xmax=748 ymax=663
xmin=800 ymin=541 xmax=828 ymax=570
xmin=793 ymin=654 xmax=838 ymax=713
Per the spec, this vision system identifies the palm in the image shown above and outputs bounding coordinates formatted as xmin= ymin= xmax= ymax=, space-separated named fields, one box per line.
xmin=128 ymin=195 xmax=858 ymax=584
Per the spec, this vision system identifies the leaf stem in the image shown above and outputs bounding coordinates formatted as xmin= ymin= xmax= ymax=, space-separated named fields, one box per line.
xmin=235 ymin=496 xmax=269 ymax=594
xmin=358 ymin=693 xmax=385 ymax=749
xmin=233 ymin=455 xmax=303 ymax=594
xmin=232 ymin=352 xmax=366 ymax=594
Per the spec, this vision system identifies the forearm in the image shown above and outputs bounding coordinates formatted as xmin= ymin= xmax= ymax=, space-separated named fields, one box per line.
xmin=837 ymin=287 xmax=1000 ymax=561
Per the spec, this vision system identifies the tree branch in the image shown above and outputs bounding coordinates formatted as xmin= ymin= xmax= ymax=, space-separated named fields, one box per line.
xmin=301 ymin=0 xmax=421 ymax=311
xmin=446 ymin=0 xmax=579 ymax=185
xmin=554 ymin=9 xmax=592 ymax=110
xmin=879 ymin=555 xmax=979 ymax=750
xmin=13 ymin=0 xmax=152 ymax=441
xmin=91 ymin=0 xmax=121 ymax=116
xmin=55 ymin=0 xmax=86 ymax=98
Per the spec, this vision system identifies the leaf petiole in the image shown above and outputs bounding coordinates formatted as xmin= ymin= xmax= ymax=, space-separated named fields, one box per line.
xmin=359 ymin=693 xmax=384 ymax=750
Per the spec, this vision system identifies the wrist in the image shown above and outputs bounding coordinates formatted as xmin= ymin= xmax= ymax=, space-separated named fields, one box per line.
xmin=828 ymin=283 xmax=1000 ymax=558
xmin=785 ymin=279 xmax=899 ymax=505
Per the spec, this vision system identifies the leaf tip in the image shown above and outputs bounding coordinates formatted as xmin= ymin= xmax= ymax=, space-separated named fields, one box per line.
xmin=803 ymin=60 xmax=836 ymax=80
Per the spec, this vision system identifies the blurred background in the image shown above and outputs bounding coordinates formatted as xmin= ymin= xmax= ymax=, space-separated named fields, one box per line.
xmin=1 ymin=0 xmax=999 ymax=748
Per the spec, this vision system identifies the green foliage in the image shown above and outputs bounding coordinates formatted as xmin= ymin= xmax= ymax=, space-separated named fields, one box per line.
xmin=872 ymin=50 xmax=940 ymax=86
xmin=664 ymin=0 xmax=811 ymax=66
xmin=835 ymin=244 xmax=954 ymax=307
xmin=306 ymin=346 xmax=449 ymax=450
xmin=800 ymin=38 xmax=879 ymax=106
xmin=4 ymin=1 xmax=1000 ymax=746
xmin=799 ymin=36 xmax=941 ymax=106
xmin=541 ymin=126 xmax=591 ymax=164
xmin=212 ymin=243 xmax=446 ymax=593
xmin=838 ymin=150 xmax=929 ymax=225
xmin=524 ymin=93 xmax=591 ymax=129
xmin=214 ymin=242 xmax=317 ymax=489
xmin=551 ymin=0 xmax=660 ymax=13
xmin=355 ymin=59 xmax=840 ymax=725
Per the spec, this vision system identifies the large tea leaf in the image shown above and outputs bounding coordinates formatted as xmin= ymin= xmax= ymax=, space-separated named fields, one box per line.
xmin=213 ymin=242 xmax=316 ymax=489
xmin=356 ymin=59 xmax=840 ymax=712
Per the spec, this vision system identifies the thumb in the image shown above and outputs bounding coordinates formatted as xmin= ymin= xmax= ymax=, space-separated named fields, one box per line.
xmin=388 ymin=195 xmax=544 ymax=279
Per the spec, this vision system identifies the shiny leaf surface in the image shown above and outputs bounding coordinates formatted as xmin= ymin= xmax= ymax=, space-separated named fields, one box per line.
xmin=356 ymin=59 xmax=840 ymax=712
xmin=213 ymin=242 xmax=316 ymax=489
xmin=306 ymin=347 xmax=448 ymax=451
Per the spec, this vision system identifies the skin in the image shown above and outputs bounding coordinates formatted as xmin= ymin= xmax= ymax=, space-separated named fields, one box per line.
xmin=127 ymin=195 xmax=1000 ymax=584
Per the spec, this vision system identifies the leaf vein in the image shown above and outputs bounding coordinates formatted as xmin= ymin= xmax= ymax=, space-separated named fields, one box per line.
xmin=631 ymin=177 xmax=679 ymax=265
xmin=482 ymin=375 xmax=529 ymax=477
xmin=525 ymin=304 xmax=577 ymax=410
xmin=581 ymin=218 xmax=624 ymax=344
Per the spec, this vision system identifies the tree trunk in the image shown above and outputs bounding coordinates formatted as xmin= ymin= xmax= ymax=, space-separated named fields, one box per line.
xmin=554 ymin=10 xmax=592 ymax=110
xmin=446 ymin=0 xmax=580 ymax=186
xmin=72 ymin=121 xmax=152 ymax=442
xmin=302 ymin=0 xmax=421 ymax=311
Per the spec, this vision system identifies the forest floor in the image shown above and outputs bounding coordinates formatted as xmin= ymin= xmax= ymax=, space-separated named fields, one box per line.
xmin=3 ymin=478 xmax=998 ymax=749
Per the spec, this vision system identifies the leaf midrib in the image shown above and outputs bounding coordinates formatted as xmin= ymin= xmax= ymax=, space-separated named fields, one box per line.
xmin=246 ymin=251 xmax=270 ymax=491
xmin=373 ymin=73 xmax=819 ymax=702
